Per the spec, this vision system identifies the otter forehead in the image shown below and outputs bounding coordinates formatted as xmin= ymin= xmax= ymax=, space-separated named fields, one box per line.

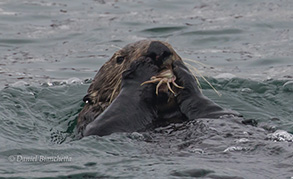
xmin=119 ymin=40 xmax=175 ymax=54
xmin=115 ymin=40 xmax=180 ymax=67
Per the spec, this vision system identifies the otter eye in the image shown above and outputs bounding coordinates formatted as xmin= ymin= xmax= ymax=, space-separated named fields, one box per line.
xmin=116 ymin=56 xmax=125 ymax=64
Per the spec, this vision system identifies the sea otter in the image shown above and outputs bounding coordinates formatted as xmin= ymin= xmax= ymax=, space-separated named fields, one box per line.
xmin=78 ymin=40 xmax=239 ymax=137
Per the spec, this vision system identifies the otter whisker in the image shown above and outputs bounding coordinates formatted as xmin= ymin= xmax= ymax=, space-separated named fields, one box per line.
xmin=184 ymin=62 xmax=202 ymax=91
xmin=111 ymin=44 xmax=122 ymax=50
xmin=183 ymin=58 xmax=209 ymax=67
xmin=110 ymin=78 xmax=121 ymax=103
xmin=184 ymin=60 xmax=222 ymax=97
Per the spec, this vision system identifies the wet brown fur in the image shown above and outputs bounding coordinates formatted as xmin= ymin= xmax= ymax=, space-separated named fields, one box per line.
xmin=77 ymin=40 xmax=182 ymax=133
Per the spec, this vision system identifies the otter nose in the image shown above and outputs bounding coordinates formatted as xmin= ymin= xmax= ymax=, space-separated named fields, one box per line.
xmin=146 ymin=41 xmax=172 ymax=66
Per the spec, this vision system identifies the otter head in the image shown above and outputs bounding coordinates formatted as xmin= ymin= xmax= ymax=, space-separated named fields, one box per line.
xmin=78 ymin=40 xmax=183 ymax=133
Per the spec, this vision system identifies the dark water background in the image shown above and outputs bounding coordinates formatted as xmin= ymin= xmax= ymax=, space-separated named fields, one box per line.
xmin=0 ymin=0 xmax=292 ymax=178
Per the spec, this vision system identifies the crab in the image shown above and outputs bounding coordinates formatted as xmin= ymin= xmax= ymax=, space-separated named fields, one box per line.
xmin=141 ymin=68 xmax=184 ymax=95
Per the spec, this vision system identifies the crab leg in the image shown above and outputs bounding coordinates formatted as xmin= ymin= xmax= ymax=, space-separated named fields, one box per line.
xmin=141 ymin=78 xmax=161 ymax=86
xmin=166 ymin=81 xmax=176 ymax=95
xmin=141 ymin=68 xmax=184 ymax=95
xmin=172 ymin=81 xmax=184 ymax=89
xmin=155 ymin=80 xmax=164 ymax=95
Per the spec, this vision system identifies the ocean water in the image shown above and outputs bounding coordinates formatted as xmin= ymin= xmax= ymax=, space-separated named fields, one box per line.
xmin=0 ymin=0 xmax=292 ymax=178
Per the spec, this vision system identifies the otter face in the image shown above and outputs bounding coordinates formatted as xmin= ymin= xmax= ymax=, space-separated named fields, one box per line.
xmin=86 ymin=40 xmax=181 ymax=105
xmin=78 ymin=40 xmax=182 ymax=132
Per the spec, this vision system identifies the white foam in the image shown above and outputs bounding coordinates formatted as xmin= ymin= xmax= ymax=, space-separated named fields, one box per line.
xmin=9 ymin=81 xmax=30 ymax=87
xmin=267 ymin=130 xmax=293 ymax=142
xmin=214 ymin=73 xmax=236 ymax=79
xmin=223 ymin=146 xmax=248 ymax=153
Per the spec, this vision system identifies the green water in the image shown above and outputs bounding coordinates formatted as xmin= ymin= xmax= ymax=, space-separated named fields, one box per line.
xmin=0 ymin=0 xmax=292 ymax=178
